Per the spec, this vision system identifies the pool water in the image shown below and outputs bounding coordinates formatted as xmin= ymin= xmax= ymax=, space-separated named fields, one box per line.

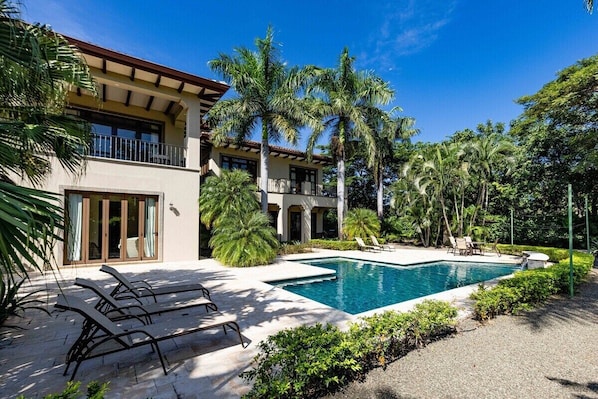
xmin=273 ymin=258 xmax=519 ymax=315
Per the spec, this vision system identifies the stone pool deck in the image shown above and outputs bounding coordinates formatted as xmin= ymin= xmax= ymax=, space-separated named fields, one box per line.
xmin=0 ymin=246 xmax=518 ymax=398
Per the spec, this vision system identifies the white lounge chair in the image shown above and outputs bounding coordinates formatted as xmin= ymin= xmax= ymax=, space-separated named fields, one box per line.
xmin=447 ymin=236 xmax=457 ymax=254
xmin=355 ymin=237 xmax=379 ymax=252
xmin=370 ymin=235 xmax=393 ymax=251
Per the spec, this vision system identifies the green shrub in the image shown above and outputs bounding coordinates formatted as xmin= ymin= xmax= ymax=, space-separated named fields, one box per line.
xmin=347 ymin=300 xmax=457 ymax=370
xmin=347 ymin=310 xmax=414 ymax=369
xmin=309 ymin=239 xmax=358 ymax=251
xmin=499 ymin=269 xmax=559 ymax=304
xmin=471 ymin=284 xmax=523 ymax=320
xmin=242 ymin=301 xmax=458 ymax=398
xmin=16 ymin=381 xmax=109 ymax=399
xmin=496 ymin=244 xmax=572 ymax=262
xmin=470 ymin=249 xmax=593 ymax=321
xmin=407 ymin=300 xmax=459 ymax=346
xmin=241 ymin=324 xmax=360 ymax=399
xmin=278 ymin=241 xmax=312 ymax=255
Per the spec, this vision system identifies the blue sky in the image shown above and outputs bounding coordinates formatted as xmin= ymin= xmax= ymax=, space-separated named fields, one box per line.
xmin=19 ymin=0 xmax=598 ymax=148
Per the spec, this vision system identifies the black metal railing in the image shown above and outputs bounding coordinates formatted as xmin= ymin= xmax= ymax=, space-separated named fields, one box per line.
xmin=89 ymin=134 xmax=185 ymax=167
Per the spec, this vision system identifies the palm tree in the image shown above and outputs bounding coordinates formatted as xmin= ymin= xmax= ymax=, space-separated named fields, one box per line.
xmin=210 ymin=211 xmax=279 ymax=267
xmin=369 ymin=109 xmax=418 ymax=220
xmin=467 ymin=131 xmax=516 ymax=234
xmin=403 ymin=142 xmax=466 ymax=239
xmin=342 ymin=208 xmax=380 ymax=240
xmin=306 ymin=48 xmax=394 ymax=239
xmin=200 ymin=169 xmax=278 ymax=267
xmin=199 ymin=169 xmax=260 ymax=229
xmin=207 ymin=26 xmax=316 ymax=213
xmin=0 ymin=0 xmax=97 ymax=282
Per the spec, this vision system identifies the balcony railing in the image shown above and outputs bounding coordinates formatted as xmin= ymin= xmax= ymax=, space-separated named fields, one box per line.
xmin=88 ymin=134 xmax=186 ymax=167
xmin=267 ymin=178 xmax=336 ymax=197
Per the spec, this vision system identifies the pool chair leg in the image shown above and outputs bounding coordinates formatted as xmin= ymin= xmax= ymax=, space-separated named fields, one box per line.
xmin=153 ymin=343 xmax=168 ymax=375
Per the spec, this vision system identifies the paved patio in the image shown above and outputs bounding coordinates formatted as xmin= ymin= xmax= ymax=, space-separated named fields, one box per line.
xmin=0 ymin=247 xmax=517 ymax=398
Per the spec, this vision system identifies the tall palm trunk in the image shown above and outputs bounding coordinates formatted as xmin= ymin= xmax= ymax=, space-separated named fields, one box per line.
xmin=337 ymin=157 xmax=346 ymax=239
xmin=377 ymin=167 xmax=384 ymax=219
xmin=439 ymin=195 xmax=453 ymax=238
xmin=260 ymin=126 xmax=269 ymax=214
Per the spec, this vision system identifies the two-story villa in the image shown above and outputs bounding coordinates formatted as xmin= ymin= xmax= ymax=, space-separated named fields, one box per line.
xmin=200 ymin=134 xmax=336 ymax=244
xmin=31 ymin=36 xmax=335 ymax=266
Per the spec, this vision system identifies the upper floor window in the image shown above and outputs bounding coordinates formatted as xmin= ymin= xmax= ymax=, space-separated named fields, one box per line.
xmin=69 ymin=108 xmax=164 ymax=160
xmin=221 ymin=155 xmax=257 ymax=180
xmin=290 ymin=166 xmax=317 ymax=195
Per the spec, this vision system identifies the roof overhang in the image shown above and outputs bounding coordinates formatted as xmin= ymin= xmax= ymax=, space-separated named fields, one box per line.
xmin=200 ymin=133 xmax=333 ymax=166
xmin=65 ymin=36 xmax=229 ymax=121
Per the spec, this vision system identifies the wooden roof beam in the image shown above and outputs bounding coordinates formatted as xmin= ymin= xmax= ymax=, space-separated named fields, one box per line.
xmin=145 ymin=95 xmax=154 ymax=111
xmin=125 ymin=90 xmax=132 ymax=106
xmin=164 ymin=100 xmax=175 ymax=115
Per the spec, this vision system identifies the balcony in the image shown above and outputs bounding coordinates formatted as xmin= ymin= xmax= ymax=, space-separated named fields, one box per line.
xmin=267 ymin=179 xmax=335 ymax=197
xmin=88 ymin=134 xmax=186 ymax=167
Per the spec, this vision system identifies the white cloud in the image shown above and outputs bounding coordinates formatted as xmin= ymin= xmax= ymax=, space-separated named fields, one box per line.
xmin=19 ymin=0 xmax=92 ymax=41
xmin=361 ymin=0 xmax=457 ymax=70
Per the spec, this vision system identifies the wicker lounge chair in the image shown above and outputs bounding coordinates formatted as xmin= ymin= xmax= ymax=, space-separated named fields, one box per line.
xmin=100 ymin=264 xmax=210 ymax=301
xmin=55 ymin=294 xmax=245 ymax=380
xmin=370 ymin=235 xmax=393 ymax=251
xmin=74 ymin=278 xmax=217 ymax=324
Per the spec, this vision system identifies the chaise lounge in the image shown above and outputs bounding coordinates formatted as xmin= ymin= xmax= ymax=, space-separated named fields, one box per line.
xmin=370 ymin=235 xmax=394 ymax=251
xmin=55 ymin=294 xmax=245 ymax=380
xmin=100 ymin=264 xmax=211 ymax=301
xmin=74 ymin=278 xmax=217 ymax=324
xmin=356 ymin=237 xmax=380 ymax=252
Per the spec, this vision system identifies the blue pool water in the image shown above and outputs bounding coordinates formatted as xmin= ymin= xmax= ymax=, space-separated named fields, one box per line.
xmin=273 ymin=258 xmax=519 ymax=315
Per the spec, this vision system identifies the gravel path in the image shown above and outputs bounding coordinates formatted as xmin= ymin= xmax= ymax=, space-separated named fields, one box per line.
xmin=327 ymin=270 xmax=598 ymax=399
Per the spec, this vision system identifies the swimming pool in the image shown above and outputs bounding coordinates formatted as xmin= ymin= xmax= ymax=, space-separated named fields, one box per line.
xmin=273 ymin=257 xmax=519 ymax=314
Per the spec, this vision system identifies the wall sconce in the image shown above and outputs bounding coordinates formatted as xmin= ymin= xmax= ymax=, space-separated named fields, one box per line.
xmin=169 ymin=203 xmax=180 ymax=216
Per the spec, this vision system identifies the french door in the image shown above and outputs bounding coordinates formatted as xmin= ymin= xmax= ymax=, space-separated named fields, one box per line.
xmin=65 ymin=192 xmax=158 ymax=264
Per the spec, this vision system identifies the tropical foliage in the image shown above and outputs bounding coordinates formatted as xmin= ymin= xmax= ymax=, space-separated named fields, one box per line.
xmin=342 ymin=208 xmax=380 ymax=241
xmin=306 ymin=48 xmax=394 ymax=239
xmin=0 ymin=0 xmax=96 ymax=324
xmin=199 ymin=169 xmax=279 ymax=267
xmin=368 ymin=110 xmax=418 ymax=219
xmin=199 ymin=169 xmax=260 ymax=228
xmin=210 ymin=211 xmax=279 ymax=267
xmin=470 ymin=250 xmax=593 ymax=320
xmin=389 ymin=121 xmax=516 ymax=247
xmin=206 ymin=26 xmax=316 ymax=213
xmin=241 ymin=300 xmax=458 ymax=399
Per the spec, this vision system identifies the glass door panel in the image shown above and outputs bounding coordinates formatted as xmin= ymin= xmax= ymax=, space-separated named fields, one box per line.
xmin=126 ymin=197 xmax=140 ymax=259
xmin=108 ymin=195 xmax=123 ymax=260
xmin=88 ymin=194 xmax=103 ymax=260
xmin=290 ymin=212 xmax=302 ymax=241
xmin=144 ymin=198 xmax=157 ymax=258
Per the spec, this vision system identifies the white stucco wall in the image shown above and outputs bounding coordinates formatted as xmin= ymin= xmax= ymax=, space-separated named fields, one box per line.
xmin=23 ymin=157 xmax=200 ymax=266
